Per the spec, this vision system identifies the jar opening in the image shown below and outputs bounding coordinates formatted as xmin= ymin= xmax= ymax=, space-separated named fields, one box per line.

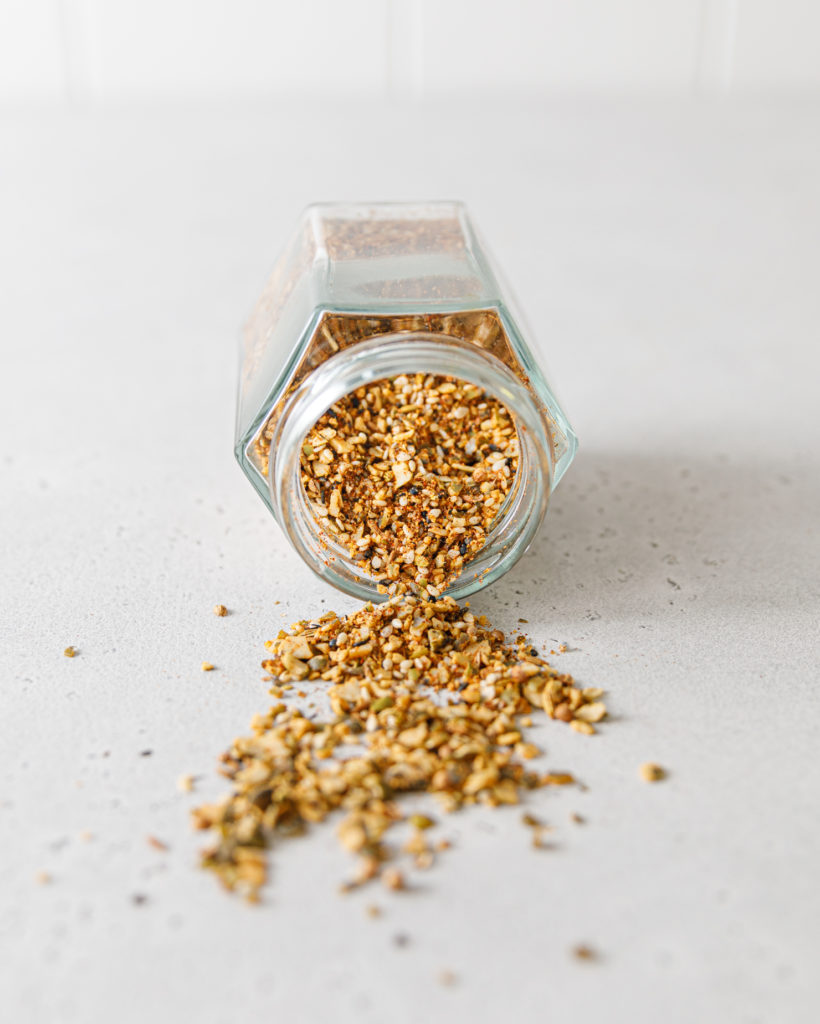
xmin=269 ymin=333 xmax=554 ymax=602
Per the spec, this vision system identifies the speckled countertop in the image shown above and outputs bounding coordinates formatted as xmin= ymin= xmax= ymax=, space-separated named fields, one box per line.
xmin=1 ymin=99 xmax=818 ymax=1024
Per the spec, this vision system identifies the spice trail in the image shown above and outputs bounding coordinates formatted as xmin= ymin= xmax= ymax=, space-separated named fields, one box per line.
xmin=193 ymin=594 xmax=606 ymax=901
xmin=300 ymin=374 xmax=519 ymax=596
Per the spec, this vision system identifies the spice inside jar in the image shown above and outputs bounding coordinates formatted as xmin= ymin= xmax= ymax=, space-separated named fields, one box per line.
xmin=236 ymin=202 xmax=577 ymax=599
xmin=300 ymin=373 xmax=520 ymax=596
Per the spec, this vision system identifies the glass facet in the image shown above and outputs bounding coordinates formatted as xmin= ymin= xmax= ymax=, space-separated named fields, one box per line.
xmin=236 ymin=202 xmax=577 ymax=520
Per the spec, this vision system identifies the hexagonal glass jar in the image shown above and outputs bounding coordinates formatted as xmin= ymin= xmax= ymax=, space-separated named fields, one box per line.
xmin=236 ymin=202 xmax=577 ymax=601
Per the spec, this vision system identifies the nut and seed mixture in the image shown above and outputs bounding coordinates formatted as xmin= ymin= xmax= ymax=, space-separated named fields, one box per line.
xmin=300 ymin=374 xmax=519 ymax=595
xmin=640 ymin=762 xmax=665 ymax=782
xmin=193 ymin=594 xmax=606 ymax=901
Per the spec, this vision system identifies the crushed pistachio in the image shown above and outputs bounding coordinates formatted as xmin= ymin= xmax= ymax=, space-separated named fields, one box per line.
xmin=193 ymin=594 xmax=607 ymax=901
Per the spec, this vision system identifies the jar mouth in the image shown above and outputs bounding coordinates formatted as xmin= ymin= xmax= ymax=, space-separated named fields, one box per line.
xmin=268 ymin=332 xmax=554 ymax=602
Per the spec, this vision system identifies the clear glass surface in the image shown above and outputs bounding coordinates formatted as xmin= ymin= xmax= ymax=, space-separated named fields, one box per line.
xmin=235 ymin=201 xmax=578 ymax=598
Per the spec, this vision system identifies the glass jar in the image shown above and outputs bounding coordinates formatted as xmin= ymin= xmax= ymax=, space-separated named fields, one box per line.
xmin=236 ymin=202 xmax=577 ymax=601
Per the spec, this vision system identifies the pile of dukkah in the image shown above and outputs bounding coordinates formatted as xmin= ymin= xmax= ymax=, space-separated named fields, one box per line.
xmin=299 ymin=374 xmax=519 ymax=595
xmin=193 ymin=594 xmax=606 ymax=900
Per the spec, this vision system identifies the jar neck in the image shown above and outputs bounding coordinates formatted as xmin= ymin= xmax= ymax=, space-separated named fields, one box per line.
xmin=268 ymin=332 xmax=554 ymax=602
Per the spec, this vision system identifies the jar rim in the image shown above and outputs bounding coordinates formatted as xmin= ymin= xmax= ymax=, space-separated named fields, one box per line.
xmin=268 ymin=332 xmax=554 ymax=602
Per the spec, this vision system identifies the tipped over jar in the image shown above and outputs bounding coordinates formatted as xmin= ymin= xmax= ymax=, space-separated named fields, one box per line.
xmin=235 ymin=202 xmax=577 ymax=601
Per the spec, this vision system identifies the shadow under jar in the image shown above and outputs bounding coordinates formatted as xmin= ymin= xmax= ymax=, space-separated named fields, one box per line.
xmin=236 ymin=202 xmax=577 ymax=601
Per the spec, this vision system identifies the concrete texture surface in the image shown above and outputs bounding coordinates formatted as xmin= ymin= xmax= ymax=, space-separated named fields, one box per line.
xmin=1 ymin=99 xmax=818 ymax=1024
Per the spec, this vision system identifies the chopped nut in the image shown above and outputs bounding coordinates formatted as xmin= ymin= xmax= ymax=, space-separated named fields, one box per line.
xmin=63 ymin=646 xmax=77 ymax=658
xmin=213 ymin=604 xmax=228 ymax=617
xmin=177 ymin=774 xmax=195 ymax=793
xmin=201 ymin=662 xmax=215 ymax=672
xmin=574 ymin=701 xmax=606 ymax=724
xmin=640 ymin=762 xmax=666 ymax=782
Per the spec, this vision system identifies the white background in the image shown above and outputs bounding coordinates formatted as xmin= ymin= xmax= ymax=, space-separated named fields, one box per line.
xmin=2 ymin=0 xmax=820 ymax=102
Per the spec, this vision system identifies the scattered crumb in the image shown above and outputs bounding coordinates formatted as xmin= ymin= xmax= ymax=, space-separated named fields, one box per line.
xmin=570 ymin=812 xmax=585 ymax=825
xmin=438 ymin=969 xmax=458 ymax=987
xmin=214 ymin=604 xmax=228 ymax=617
xmin=353 ymin=856 xmax=380 ymax=885
xmin=177 ymin=774 xmax=195 ymax=793
xmin=522 ymin=811 xmax=552 ymax=849
xmin=193 ymin=594 xmax=605 ymax=901
xmin=382 ymin=868 xmax=405 ymax=892
xmin=78 ymin=830 xmax=94 ymax=842
xmin=365 ymin=904 xmax=382 ymax=919
xmin=34 ymin=871 xmax=51 ymax=885
xmin=392 ymin=932 xmax=410 ymax=948
xmin=131 ymin=893 xmax=148 ymax=906
xmin=140 ymin=750 xmax=153 ymax=757
xmin=572 ymin=944 xmax=598 ymax=962
xmin=147 ymin=835 xmax=169 ymax=852
xmin=63 ymin=646 xmax=77 ymax=658
xmin=201 ymin=662 xmax=215 ymax=672
xmin=640 ymin=762 xmax=666 ymax=782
